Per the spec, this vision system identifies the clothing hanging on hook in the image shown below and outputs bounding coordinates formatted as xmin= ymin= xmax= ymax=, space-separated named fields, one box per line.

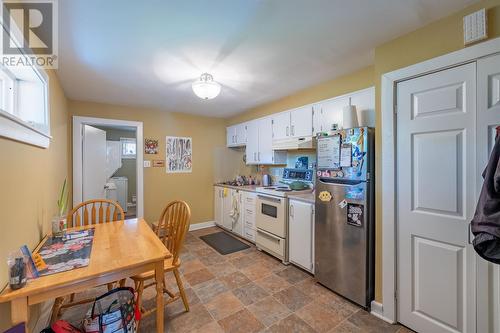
xmin=471 ymin=132 xmax=500 ymax=264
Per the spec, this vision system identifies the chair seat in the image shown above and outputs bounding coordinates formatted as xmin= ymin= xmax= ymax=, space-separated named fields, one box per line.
xmin=131 ymin=257 xmax=181 ymax=281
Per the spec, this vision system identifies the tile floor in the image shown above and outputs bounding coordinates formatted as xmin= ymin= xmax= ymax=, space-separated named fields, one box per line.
xmin=62 ymin=226 xmax=414 ymax=333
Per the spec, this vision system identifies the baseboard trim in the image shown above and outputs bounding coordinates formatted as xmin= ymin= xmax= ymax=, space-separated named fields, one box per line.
xmin=370 ymin=301 xmax=396 ymax=324
xmin=189 ymin=221 xmax=216 ymax=231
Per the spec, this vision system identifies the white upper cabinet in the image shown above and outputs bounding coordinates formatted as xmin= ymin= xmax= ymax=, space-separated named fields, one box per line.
xmin=290 ymin=106 xmax=313 ymax=137
xmin=245 ymin=117 xmax=286 ymax=165
xmin=226 ymin=123 xmax=247 ymax=147
xmin=272 ymin=106 xmax=313 ymax=140
xmin=246 ymin=121 xmax=259 ymax=164
xmin=312 ymin=103 xmax=324 ymax=134
xmin=313 ymin=87 xmax=375 ymax=134
xmin=272 ymin=111 xmax=291 ymax=140
xmin=258 ymin=117 xmax=274 ymax=164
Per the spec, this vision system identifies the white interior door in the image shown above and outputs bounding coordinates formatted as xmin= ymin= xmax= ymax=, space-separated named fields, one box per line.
xmin=397 ymin=62 xmax=476 ymax=333
xmin=476 ymin=53 xmax=500 ymax=333
xmin=83 ymin=125 xmax=107 ymax=201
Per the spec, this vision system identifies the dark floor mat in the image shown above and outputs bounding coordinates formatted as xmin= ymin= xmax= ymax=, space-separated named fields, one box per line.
xmin=200 ymin=231 xmax=250 ymax=255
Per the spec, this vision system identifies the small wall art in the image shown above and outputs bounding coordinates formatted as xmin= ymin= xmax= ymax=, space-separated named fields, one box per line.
xmin=144 ymin=139 xmax=159 ymax=154
xmin=153 ymin=160 xmax=165 ymax=167
xmin=166 ymin=136 xmax=192 ymax=173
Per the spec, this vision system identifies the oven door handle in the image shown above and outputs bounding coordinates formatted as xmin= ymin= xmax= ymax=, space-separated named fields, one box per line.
xmin=257 ymin=195 xmax=282 ymax=203
xmin=257 ymin=229 xmax=282 ymax=242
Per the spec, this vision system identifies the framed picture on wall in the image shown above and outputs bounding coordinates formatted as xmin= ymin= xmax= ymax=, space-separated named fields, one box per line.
xmin=166 ymin=136 xmax=192 ymax=173
xmin=144 ymin=138 xmax=159 ymax=154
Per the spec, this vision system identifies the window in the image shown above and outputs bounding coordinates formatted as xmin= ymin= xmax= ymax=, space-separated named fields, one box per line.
xmin=121 ymin=138 xmax=136 ymax=159
xmin=0 ymin=21 xmax=50 ymax=148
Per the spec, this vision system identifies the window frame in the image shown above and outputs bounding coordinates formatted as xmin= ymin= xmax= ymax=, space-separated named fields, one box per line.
xmin=120 ymin=137 xmax=137 ymax=159
xmin=0 ymin=14 xmax=51 ymax=148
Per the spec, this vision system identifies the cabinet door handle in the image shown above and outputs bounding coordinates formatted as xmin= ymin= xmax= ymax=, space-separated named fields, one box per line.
xmin=286 ymin=126 xmax=289 ymax=137
xmin=290 ymin=204 xmax=294 ymax=217
xmin=291 ymin=125 xmax=295 ymax=136
xmin=258 ymin=152 xmax=260 ymax=161
xmin=254 ymin=152 xmax=257 ymax=161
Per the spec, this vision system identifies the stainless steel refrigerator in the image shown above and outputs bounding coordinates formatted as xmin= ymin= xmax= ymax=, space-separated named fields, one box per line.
xmin=315 ymin=127 xmax=375 ymax=308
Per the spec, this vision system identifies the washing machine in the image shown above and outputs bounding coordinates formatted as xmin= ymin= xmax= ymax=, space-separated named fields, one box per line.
xmin=109 ymin=177 xmax=128 ymax=212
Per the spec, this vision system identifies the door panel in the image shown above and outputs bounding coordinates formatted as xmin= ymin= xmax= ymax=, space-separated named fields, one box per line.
xmin=214 ymin=187 xmax=223 ymax=226
xmin=290 ymin=106 xmax=312 ymax=137
xmin=258 ymin=117 xmax=274 ymax=164
xmin=223 ymin=189 xmax=233 ymax=230
xmin=476 ymin=53 xmax=500 ymax=333
xmin=83 ymin=125 xmax=107 ymax=201
xmin=315 ymin=179 xmax=368 ymax=306
xmin=272 ymin=111 xmax=290 ymax=140
xmin=397 ymin=63 xmax=476 ymax=333
xmin=289 ymin=200 xmax=313 ymax=271
xmin=245 ymin=121 xmax=259 ymax=164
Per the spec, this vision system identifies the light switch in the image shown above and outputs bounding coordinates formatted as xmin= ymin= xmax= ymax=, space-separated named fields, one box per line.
xmin=144 ymin=160 xmax=151 ymax=168
xmin=463 ymin=8 xmax=487 ymax=45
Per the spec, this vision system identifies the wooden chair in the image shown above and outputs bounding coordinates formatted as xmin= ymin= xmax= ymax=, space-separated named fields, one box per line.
xmin=50 ymin=199 xmax=125 ymax=323
xmin=131 ymin=200 xmax=191 ymax=326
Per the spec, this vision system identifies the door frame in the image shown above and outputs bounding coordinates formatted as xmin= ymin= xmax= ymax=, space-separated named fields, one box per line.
xmin=380 ymin=36 xmax=500 ymax=325
xmin=72 ymin=116 xmax=144 ymax=218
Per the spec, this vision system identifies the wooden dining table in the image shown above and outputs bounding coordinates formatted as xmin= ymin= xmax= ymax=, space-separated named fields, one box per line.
xmin=0 ymin=218 xmax=170 ymax=333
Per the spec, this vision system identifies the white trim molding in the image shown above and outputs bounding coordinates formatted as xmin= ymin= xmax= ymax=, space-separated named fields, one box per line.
xmin=380 ymin=36 xmax=500 ymax=324
xmin=370 ymin=301 xmax=393 ymax=324
xmin=189 ymin=221 xmax=216 ymax=231
xmin=72 ymin=116 xmax=144 ymax=218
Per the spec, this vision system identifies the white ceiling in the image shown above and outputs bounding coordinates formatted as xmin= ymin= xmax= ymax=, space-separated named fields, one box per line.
xmin=57 ymin=0 xmax=476 ymax=118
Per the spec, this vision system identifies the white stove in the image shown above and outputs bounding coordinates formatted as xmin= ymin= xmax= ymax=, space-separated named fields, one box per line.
xmin=254 ymin=168 xmax=314 ymax=264
xmin=255 ymin=186 xmax=313 ymax=198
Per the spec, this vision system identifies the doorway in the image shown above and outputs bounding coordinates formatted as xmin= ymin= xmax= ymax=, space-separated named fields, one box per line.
xmin=72 ymin=116 xmax=144 ymax=218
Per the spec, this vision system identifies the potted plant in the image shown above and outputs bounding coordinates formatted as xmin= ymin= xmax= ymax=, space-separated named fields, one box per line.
xmin=52 ymin=179 xmax=69 ymax=234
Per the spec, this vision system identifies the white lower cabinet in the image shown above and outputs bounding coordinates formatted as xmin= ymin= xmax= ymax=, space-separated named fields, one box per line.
xmin=214 ymin=186 xmax=224 ymax=227
xmin=214 ymin=186 xmax=251 ymax=240
xmin=242 ymin=192 xmax=257 ymax=242
xmin=288 ymin=199 xmax=314 ymax=273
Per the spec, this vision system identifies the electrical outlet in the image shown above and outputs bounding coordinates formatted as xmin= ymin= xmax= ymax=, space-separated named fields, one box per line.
xmin=143 ymin=160 xmax=151 ymax=168
xmin=463 ymin=8 xmax=487 ymax=45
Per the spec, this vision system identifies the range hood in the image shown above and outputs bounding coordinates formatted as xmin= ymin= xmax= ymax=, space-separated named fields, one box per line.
xmin=272 ymin=136 xmax=316 ymax=150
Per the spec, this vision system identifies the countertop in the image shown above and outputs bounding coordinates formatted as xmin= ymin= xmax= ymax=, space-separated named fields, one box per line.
xmin=288 ymin=192 xmax=315 ymax=204
xmin=214 ymin=183 xmax=315 ymax=204
xmin=214 ymin=184 xmax=259 ymax=192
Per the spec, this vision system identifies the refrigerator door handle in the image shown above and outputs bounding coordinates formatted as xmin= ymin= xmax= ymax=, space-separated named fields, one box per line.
xmin=318 ymin=178 xmax=365 ymax=186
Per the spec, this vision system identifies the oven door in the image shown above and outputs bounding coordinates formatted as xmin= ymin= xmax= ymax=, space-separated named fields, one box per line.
xmin=256 ymin=194 xmax=286 ymax=238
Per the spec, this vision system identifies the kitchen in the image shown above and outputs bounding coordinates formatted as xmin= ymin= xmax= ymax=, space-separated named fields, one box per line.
xmin=214 ymin=87 xmax=375 ymax=307
xmin=1 ymin=1 xmax=500 ymax=333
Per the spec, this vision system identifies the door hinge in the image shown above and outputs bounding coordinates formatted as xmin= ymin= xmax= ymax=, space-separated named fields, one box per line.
xmin=271 ymin=119 xmax=274 ymax=124
xmin=394 ymin=104 xmax=398 ymax=115
xmin=394 ymin=290 xmax=398 ymax=301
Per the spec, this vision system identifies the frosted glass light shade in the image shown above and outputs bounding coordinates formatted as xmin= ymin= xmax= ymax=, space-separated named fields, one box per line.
xmin=192 ymin=73 xmax=221 ymax=100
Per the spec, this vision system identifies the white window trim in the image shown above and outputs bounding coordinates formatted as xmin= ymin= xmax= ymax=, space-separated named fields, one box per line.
xmin=120 ymin=137 xmax=137 ymax=159
xmin=0 ymin=11 xmax=51 ymax=148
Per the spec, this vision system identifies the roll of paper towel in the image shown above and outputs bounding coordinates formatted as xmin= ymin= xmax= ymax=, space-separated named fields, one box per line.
xmin=342 ymin=105 xmax=359 ymax=129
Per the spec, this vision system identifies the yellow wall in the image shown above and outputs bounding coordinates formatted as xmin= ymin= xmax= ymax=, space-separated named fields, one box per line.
xmin=372 ymin=0 xmax=500 ymax=302
xmin=228 ymin=66 xmax=375 ymax=125
xmin=69 ymin=101 xmax=227 ymax=225
xmin=0 ymin=70 xmax=70 ymax=330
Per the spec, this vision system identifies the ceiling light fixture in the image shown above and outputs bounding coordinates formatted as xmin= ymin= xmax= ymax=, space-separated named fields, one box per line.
xmin=192 ymin=73 xmax=221 ymax=100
